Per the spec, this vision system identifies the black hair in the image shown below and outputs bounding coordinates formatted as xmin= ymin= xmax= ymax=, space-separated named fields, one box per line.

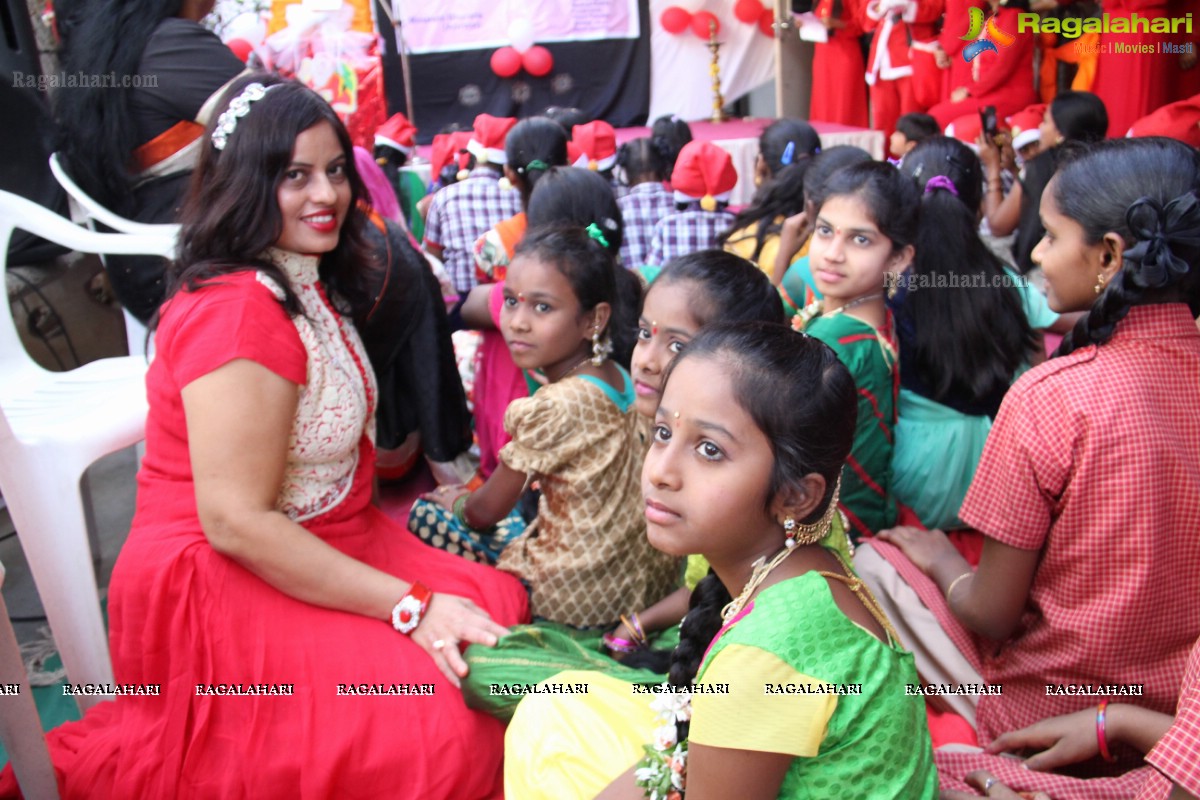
xmin=802 ymin=145 xmax=873 ymax=210
xmin=514 ymin=224 xmax=642 ymax=368
xmin=170 ymin=75 xmax=376 ymax=323
xmin=717 ymin=162 xmax=809 ymax=261
xmin=505 ymin=117 xmax=570 ymax=206
xmin=527 ymin=167 xmax=625 ymax=257
xmin=53 ymin=0 xmax=185 ymax=212
xmin=616 ymin=137 xmax=672 ymax=186
xmin=817 ymin=160 xmax=920 ymax=254
xmin=542 ymin=106 xmax=591 ymax=135
xmin=650 ymin=115 xmax=694 ymax=179
xmin=654 ymin=251 xmax=785 ymax=329
xmin=759 ymin=118 xmax=822 ymax=178
xmin=1049 ymin=91 xmax=1109 ymax=144
xmin=895 ymin=113 xmax=940 ymax=144
xmin=1051 ymin=137 xmax=1200 ymax=357
xmin=900 ymin=137 xmax=1038 ymax=407
xmin=658 ymin=323 xmax=857 ymax=722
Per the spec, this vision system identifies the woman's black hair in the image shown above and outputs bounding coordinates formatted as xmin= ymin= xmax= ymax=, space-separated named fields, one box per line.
xmin=527 ymin=167 xmax=625 ymax=257
xmin=1049 ymin=91 xmax=1109 ymax=144
xmin=717 ymin=162 xmax=809 ymax=261
xmin=758 ymin=118 xmax=822 ymax=178
xmin=616 ymin=137 xmax=672 ymax=186
xmin=895 ymin=112 xmax=939 ymax=144
xmin=801 ymin=145 xmax=873 ymax=210
xmin=1051 ymin=137 xmax=1200 ymax=357
xmin=169 ymin=75 xmax=376 ymax=324
xmin=655 ymin=250 xmax=786 ymax=328
xmin=514 ymin=223 xmax=642 ymax=368
xmin=817 ymin=160 xmax=920 ymax=253
xmin=900 ymin=137 xmax=1038 ymax=407
xmin=542 ymin=106 xmax=591 ymax=135
xmin=505 ymin=117 xmax=570 ymax=206
xmin=658 ymin=323 xmax=857 ymax=724
xmin=53 ymin=0 xmax=185 ymax=212
xmin=650 ymin=115 xmax=694 ymax=179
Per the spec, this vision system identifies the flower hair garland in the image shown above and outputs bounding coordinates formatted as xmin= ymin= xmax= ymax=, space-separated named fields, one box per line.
xmin=634 ymin=685 xmax=691 ymax=800
xmin=212 ymin=83 xmax=276 ymax=151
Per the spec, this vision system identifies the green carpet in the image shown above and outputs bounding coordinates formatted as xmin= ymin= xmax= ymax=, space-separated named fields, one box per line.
xmin=0 ymin=648 xmax=82 ymax=768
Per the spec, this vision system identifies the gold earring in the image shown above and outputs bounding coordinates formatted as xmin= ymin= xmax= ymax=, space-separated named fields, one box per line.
xmin=788 ymin=477 xmax=842 ymax=547
xmin=591 ymin=325 xmax=612 ymax=366
xmin=1094 ymin=273 xmax=1106 ymax=295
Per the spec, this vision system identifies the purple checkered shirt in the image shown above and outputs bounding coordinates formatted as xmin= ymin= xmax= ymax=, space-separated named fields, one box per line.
xmin=617 ymin=182 xmax=675 ymax=269
xmin=646 ymin=207 xmax=737 ymax=267
xmin=423 ymin=167 xmax=522 ymax=293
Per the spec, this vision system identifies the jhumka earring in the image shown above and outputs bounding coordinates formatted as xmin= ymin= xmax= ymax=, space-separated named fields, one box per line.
xmin=783 ymin=517 xmax=798 ymax=549
xmin=592 ymin=326 xmax=612 ymax=366
xmin=1094 ymin=273 xmax=1106 ymax=295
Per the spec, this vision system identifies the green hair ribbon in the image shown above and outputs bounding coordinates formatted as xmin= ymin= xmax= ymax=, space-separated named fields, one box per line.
xmin=585 ymin=223 xmax=610 ymax=249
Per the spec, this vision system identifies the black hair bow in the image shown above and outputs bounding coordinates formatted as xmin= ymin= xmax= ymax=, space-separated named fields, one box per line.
xmin=1122 ymin=192 xmax=1200 ymax=289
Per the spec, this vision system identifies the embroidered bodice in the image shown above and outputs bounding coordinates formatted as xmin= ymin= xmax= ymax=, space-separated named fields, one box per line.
xmin=258 ymin=248 xmax=377 ymax=521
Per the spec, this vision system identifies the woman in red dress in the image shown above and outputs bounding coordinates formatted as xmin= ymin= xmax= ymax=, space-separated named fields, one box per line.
xmin=0 ymin=75 xmax=529 ymax=799
xmin=811 ymin=0 xmax=871 ymax=127
xmin=1092 ymin=0 xmax=1172 ymax=136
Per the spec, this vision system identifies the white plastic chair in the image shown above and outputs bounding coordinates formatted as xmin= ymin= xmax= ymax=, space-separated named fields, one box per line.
xmin=0 ymin=559 xmax=61 ymax=798
xmin=48 ymin=153 xmax=180 ymax=355
xmin=0 ymin=189 xmax=175 ymax=712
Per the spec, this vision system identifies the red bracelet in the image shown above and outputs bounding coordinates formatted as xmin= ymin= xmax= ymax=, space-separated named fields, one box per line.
xmin=391 ymin=582 xmax=433 ymax=635
xmin=1096 ymin=700 xmax=1117 ymax=763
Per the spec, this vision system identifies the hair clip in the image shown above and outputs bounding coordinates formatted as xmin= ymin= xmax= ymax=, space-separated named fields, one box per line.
xmin=212 ymin=82 xmax=276 ymax=151
xmin=780 ymin=141 xmax=796 ymax=166
xmin=585 ymin=222 xmax=610 ymax=249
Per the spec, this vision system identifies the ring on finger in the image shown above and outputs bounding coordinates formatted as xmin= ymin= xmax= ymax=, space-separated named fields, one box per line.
xmin=982 ymin=777 xmax=998 ymax=794
xmin=432 ymin=639 xmax=447 ymax=649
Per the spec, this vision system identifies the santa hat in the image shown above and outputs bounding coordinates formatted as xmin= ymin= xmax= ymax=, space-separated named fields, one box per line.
xmin=1129 ymin=96 xmax=1200 ymax=148
xmin=467 ymin=114 xmax=518 ymax=166
xmin=670 ymin=140 xmax=737 ymax=210
xmin=375 ymin=113 xmax=417 ymax=155
xmin=1007 ymin=103 xmax=1045 ymax=152
xmin=566 ymin=140 xmax=585 ymax=169
xmin=431 ymin=131 xmax=472 ymax=180
xmin=945 ymin=113 xmax=982 ymax=148
xmin=571 ymin=121 xmax=618 ymax=172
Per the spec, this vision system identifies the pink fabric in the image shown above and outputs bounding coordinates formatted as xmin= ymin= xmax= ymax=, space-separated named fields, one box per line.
xmin=1138 ymin=637 xmax=1200 ymax=799
xmin=354 ymin=146 xmax=402 ymax=223
xmin=473 ymin=282 xmax=528 ymax=478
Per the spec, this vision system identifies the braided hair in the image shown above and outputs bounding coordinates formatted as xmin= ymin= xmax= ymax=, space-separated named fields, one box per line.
xmin=616 ymin=137 xmax=672 ymax=186
xmin=653 ymin=323 xmax=857 ymax=740
xmin=1051 ymin=138 xmax=1200 ymax=357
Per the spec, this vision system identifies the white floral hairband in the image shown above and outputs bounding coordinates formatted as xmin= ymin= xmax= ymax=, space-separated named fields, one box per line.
xmin=211 ymin=83 xmax=276 ymax=151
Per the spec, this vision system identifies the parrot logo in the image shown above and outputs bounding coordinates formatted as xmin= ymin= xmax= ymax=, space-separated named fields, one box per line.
xmin=961 ymin=6 xmax=1016 ymax=61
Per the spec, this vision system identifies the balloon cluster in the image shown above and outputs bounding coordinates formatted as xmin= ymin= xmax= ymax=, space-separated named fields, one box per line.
xmin=659 ymin=1 xmax=774 ymax=38
xmin=491 ymin=18 xmax=554 ymax=78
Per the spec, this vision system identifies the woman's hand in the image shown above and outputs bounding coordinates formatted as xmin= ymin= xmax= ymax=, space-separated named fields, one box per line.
xmin=976 ymin=132 xmax=1003 ymax=176
xmin=876 ymin=525 xmax=959 ymax=575
xmin=951 ymin=86 xmax=970 ymax=103
xmin=940 ymin=770 xmax=1051 ymax=800
xmin=421 ymin=483 xmax=470 ymax=511
xmin=935 ymin=45 xmax=950 ymax=69
xmin=411 ymin=593 xmax=511 ymax=688
xmin=986 ymin=708 xmax=1101 ymax=771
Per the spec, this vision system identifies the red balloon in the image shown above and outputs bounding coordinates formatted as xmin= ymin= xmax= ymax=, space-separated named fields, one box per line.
xmin=225 ymin=37 xmax=255 ymax=63
xmin=490 ymin=46 xmax=521 ymax=79
xmin=522 ymin=45 xmax=554 ymax=77
xmin=691 ymin=11 xmax=720 ymax=39
xmin=759 ymin=7 xmax=776 ymax=36
xmin=734 ymin=0 xmax=763 ymax=24
xmin=660 ymin=6 xmax=692 ymax=35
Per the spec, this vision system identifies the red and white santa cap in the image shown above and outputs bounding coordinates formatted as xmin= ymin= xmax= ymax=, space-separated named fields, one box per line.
xmin=467 ymin=114 xmax=518 ymax=166
xmin=571 ymin=121 xmax=618 ymax=171
xmin=375 ymin=113 xmax=417 ymax=155
xmin=431 ymin=131 xmax=472 ymax=179
xmin=671 ymin=140 xmax=737 ymax=210
xmin=1007 ymin=103 xmax=1045 ymax=152
xmin=1129 ymin=96 xmax=1200 ymax=148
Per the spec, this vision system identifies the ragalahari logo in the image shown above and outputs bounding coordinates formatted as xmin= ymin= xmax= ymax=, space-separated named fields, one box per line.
xmin=961 ymin=6 xmax=1016 ymax=62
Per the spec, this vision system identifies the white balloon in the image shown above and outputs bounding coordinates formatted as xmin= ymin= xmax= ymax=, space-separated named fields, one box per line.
xmin=508 ymin=17 xmax=536 ymax=53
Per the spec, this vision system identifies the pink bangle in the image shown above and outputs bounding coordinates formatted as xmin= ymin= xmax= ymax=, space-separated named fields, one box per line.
xmin=602 ymin=632 xmax=641 ymax=654
xmin=1096 ymin=700 xmax=1117 ymax=763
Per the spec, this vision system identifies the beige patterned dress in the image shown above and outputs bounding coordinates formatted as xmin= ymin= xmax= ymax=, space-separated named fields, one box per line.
xmin=495 ymin=369 xmax=681 ymax=627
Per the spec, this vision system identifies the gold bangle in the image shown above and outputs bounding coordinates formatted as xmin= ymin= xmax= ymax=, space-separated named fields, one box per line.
xmin=945 ymin=571 xmax=972 ymax=602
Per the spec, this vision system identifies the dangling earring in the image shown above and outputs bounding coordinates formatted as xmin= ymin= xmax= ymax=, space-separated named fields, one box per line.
xmin=1094 ymin=273 xmax=1106 ymax=295
xmin=591 ymin=326 xmax=612 ymax=366
xmin=788 ymin=476 xmax=843 ymax=548
xmin=886 ymin=272 xmax=899 ymax=300
xmin=783 ymin=517 xmax=798 ymax=549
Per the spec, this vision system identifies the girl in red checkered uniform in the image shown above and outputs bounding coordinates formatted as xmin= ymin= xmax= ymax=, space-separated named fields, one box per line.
xmin=859 ymin=137 xmax=1200 ymax=798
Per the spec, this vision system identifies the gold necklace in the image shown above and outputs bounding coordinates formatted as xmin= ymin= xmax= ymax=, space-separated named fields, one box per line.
xmin=721 ymin=545 xmax=800 ymax=624
xmin=552 ymin=356 xmax=591 ymax=382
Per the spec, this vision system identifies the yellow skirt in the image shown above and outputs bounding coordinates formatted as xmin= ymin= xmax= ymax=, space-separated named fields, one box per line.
xmin=504 ymin=670 xmax=658 ymax=799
